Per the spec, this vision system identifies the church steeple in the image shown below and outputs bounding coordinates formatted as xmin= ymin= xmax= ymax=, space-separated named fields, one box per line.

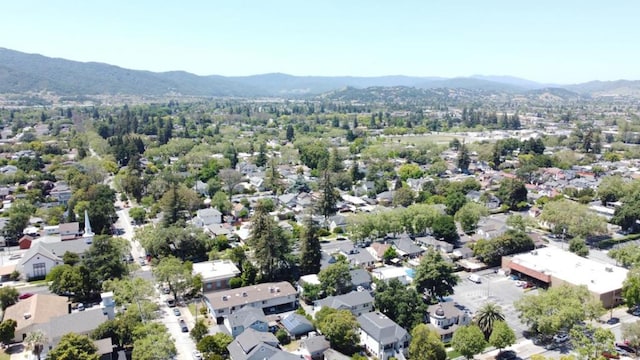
xmin=83 ymin=210 xmax=94 ymax=243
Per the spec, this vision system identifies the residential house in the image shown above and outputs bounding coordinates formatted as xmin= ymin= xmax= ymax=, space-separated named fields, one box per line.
xmin=33 ymin=309 xmax=109 ymax=355
xmin=476 ymin=216 xmax=508 ymax=240
xmin=3 ymin=294 xmax=70 ymax=341
xmin=371 ymin=266 xmax=414 ymax=285
xmin=314 ymin=291 xmax=374 ymax=317
xmin=225 ymin=307 xmax=268 ymax=338
xmin=367 ymin=243 xmax=390 ymax=262
xmin=193 ymin=208 xmax=223 ymax=227
xmin=339 ymin=246 xmax=376 ymax=268
xmin=299 ymin=335 xmax=331 ymax=360
xmin=415 ymin=236 xmax=454 ymax=253
xmin=193 ymin=259 xmax=241 ymax=293
xmin=357 ymin=312 xmax=410 ymax=360
xmin=280 ymin=312 xmax=315 ymax=338
xmin=349 ymin=269 xmax=373 ymax=291
xmin=193 ymin=180 xmax=209 ymax=196
xmin=328 ymin=215 xmax=347 ymax=233
xmin=59 ymin=222 xmax=81 ymax=240
xmin=227 ymin=328 xmax=300 ymax=360
xmin=426 ymin=302 xmax=471 ymax=343
xmin=278 ymin=193 xmax=297 ymax=209
xmin=204 ymin=282 xmax=297 ymax=320
xmin=49 ymin=182 xmax=72 ymax=205
xmin=391 ymin=237 xmax=424 ymax=259
xmin=323 ymin=349 xmax=351 ymax=360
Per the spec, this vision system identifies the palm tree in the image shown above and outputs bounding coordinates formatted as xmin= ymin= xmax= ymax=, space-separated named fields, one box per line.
xmin=474 ymin=302 xmax=505 ymax=339
xmin=24 ymin=330 xmax=47 ymax=360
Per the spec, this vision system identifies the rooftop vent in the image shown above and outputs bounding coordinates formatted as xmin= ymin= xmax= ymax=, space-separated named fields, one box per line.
xmin=269 ymin=287 xmax=274 ymax=293
xmin=276 ymin=287 xmax=280 ymax=293
xmin=242 ymin=292 xmax=248 ymax=297
xmin=23 ymin=312 xmax=31 ymax=319
xmin=222 ymin=295 xmax=228 ymax=301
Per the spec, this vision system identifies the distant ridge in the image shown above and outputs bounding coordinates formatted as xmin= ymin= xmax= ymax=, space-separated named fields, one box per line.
xmin=0 ymin=47 xmax=639 ymax=97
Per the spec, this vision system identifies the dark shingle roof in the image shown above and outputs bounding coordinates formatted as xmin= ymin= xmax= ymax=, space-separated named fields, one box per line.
xmin=357 ymin=312 xmax=409 ymax=345
xmin=315 ymin=291 xmax=373 ymax=310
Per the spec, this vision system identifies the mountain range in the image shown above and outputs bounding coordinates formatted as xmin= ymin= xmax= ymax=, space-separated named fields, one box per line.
xmin=1 ymin=47 xmax=639 ymax=98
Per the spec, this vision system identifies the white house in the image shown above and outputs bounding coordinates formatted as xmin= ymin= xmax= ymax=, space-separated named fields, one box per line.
xmin=203 ymin=282 xmax=297 ymax=320
xmin=193 ymin=208 xmax=223 ymax=227
xmin=426 ymin=302 xmax=472 ymax=343
xmin=193 ymin=259 xmax=241 ymax=292
xmin=357 ymin=312 xmax=410 ymax=360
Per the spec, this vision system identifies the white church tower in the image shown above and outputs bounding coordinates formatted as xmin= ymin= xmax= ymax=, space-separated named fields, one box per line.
xmin=83 ymin=210 xmax=94 ymax=244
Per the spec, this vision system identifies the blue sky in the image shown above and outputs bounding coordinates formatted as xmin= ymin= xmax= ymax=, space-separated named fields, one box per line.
xmin=1 ymin=1 xmax=637 ymax=83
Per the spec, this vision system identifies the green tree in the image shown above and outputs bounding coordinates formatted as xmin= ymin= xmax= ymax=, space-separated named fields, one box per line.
xmin=255 ymin=143 xmax=268 ymax=167
xmin=414 ymin=249 xmax=459 ymax=301
xmin=568 ymin=237 xmax=589 ymax=257
xmin=455 ymin=202 xmax=488 ymax=233
xmin=622 ymin=267 xmax=640 ymax=308
xmin=25 ymin=330 xmax=47 ymax=360
xmin=431 ymin=215 xmax=458 ymax=243
xmin=286 ymin=124 xmax=295 ymax=142
xmin=397 ymin=163 xmax=424 ymax=181
xmin=316 ymin=308 xmax=359 ymax=355
xmin=101 ymin=277 xmax=155 ymax=307
xmin=0 ymin=319 xmax=17 ymax=344
xmin=84 ymin=235 xmax=129 ymax=285
xmin=197 ymin=333 xmax=233 ymax=357
xmin=247 ymin=201 xmax=290 ymax=282
xmin=445 ymin=191 xmax=467 ymax=216
xmin=190 ymin=319 xmax=209 ymax=342
xmin=622 ymin=321 xmax=640 ymax=356
xmin=318 ymin=260 xmax=352 ymax=296
xmin=374 ymin=279 xmax=428 ymax=330
xmin=409 ymin=324 xmax=446 ymax=360
xmin=264 ymin=158 xmax=284 ymax=194
xmin=496 ymin=178 xmax=528 ymax=210
xmin=299 ymin=216 xmax=322 ymax=275
xmin=131 ymin=327 xmax=176 ymax=360
xmin=609 ymin=244 xmax=640 ymax=268
xmin=382 ymin=247 xmax=398 ymax=263
xmin=48 ymin=333 xmax=99 ymax=360
xmin=457 ymin=143 xmax=471 ymax=173
xmin=540 ymin=199 xmax=607 ymax=238
xmin=129 ymin=207 xmax=146 ymax=224
xmin=474 ymin=302 xmax=505 ymax=340
xmin=153 ymin=256 xmax=194 ymax=301
xmin=597 ymin=176 xmax=627 ymax=206
xmin=318 ymin=170 xmax=340 ymax=221
xmin=570 ymin=325 xmax=615 ymax=360
xmin=70 ymin=184 xmax=117 ymax=234
xmin=62 ymin=251 xmax=81 ymax=266
xmin=515 ymin=285 xmax=604 ymax=336
xmin=451 ymin=325 xmax=487 ymax=360
xmin=0 ymin=286 xmax=19 ymax=310
xmin=489 ymin=321 xmax=516 ymax=352
xmin=393 ymin=187 xmax=415 ymax=207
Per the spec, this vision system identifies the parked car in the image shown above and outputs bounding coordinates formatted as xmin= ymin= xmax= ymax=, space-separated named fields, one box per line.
xmin=632 ymin=308 xmax=640 ymax=316
xmin=173 ymin=308 xmax=181 ymax=316
xmin=179 ymin=319 xmax=188 ymax=333
xmin=192 ymin=351 xmax=203 ymax=360
xmin=615 ymin=347 xmax=630 ymax=357
xmin=468 ymin=274 xmax=482 ymax=284
xmin=18 ymin=293 xmax=34 ymax=300
xmin=495 ymin=350 xmax=517 ymax=360
xmin=553 ymin=333 xmax=569 ymax=343
xmin=615 ymin=344 xmax=636 ymax=354
xmin=607 ymin=317 xmax=620 ymax=325
xmin=166 ymin=299 xmax=176 ymax=308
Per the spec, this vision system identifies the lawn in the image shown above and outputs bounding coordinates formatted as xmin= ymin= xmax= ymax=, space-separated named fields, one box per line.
xmin=447 ymin=349 xmax=461 ymax=359
xmin=0 ymin=350 xmax=11 ymax=360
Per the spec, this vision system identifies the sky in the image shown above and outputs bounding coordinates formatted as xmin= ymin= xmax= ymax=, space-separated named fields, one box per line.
xmin=1 ymin=0 xmax=638 ymax=84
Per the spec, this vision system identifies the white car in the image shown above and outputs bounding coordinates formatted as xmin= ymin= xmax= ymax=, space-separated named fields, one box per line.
xmin=192 ymin=351 xmax=203 ymax=360
xmin=553 ymin=333 xmax=569 ymax=343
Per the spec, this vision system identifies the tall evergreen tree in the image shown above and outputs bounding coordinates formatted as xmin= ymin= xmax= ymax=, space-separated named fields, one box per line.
xmin=286 ymin=124 xmax=295 ymax=142
xmin=255 ymin=143 xmax=268 ymax=167
xmin=162 ymin=183 xmax=181 ymax=227
xmin=457 ymin=143 xmax=471 ymax=173
xmin=299 ymin=216 xmax=321 ymax=275
xmin=248 ymin=201 xmax=290 ymax=281
xmin=317 ymin=170 xmax=340 ymax=222
xmin=264 ymin=158 xmax=284 ymax=194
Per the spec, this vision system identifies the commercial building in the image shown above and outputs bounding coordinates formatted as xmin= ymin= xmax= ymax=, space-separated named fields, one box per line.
xmin=502 ymin=247 xmax=628 ymax=308
xmin=192 ymin=259 xmax=241 ymax=292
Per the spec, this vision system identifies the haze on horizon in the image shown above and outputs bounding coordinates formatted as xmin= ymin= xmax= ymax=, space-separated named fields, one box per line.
xmin=1 ymin=0 xmax=638 ymax=84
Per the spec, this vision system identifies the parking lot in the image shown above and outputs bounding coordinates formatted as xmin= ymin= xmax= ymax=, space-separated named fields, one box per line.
xmin=449 ymin=268 xmax=535 ymax=339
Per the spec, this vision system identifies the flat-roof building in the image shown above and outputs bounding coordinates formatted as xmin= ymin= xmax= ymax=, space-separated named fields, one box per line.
xmin=503 ymin=247 xmax=628 ymax=308
xmin=193 ymin=259 xmax=241 ymax=292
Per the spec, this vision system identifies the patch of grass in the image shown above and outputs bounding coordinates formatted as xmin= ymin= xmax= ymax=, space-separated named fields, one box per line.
xmin=0 ymin=350 xmax=10 ymax=360
xmin=26 ymin=279 xmax=49 ymax=285
xmin=446 ymin=349 xmax=461 ymax=359
xmin=188 ymin=303 xmax=197 ymax=316
xmin=283 ymin=339 xmax=299 ymax=352
xmin=598 ymin=233 xmax=640 ymax=249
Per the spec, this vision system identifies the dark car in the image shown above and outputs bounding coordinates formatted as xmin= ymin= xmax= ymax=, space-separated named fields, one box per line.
xmin=496 ymin=350 xmax=517 ymax=360
xmin=616 ymin=343 xmax=636 ymax=354
xmin=607 ymin=317 xmax=620 ymax=325
xmin=179 ymin=319 xmax=188 ymax=333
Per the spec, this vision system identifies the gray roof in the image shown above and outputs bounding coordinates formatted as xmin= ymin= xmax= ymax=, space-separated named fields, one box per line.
xmin=357 ymin=312 xmax=409 ymax=345
xmin=392 ymin=238 xmax=424 ymax=256
xmin=281 ymin=313 xmax=314 ymax=336
xmin=315 ymin=291 xmax=373 ymax=310
xmin=323 ymin=349 xmax=351 ymax=360
xmin=227 ymin=328 xmax=284 ymax=360
xmin=427 ymin=302 xmax=462 ymax=320
xmin=349 ymin=269 xmax=372 ymax=287
xmin=228 ymin=307 xmax=267 ymax=330
xmin=43 ymin=238 xmax=92 ymax=256
xmin=19 ymin=243 xmax=62 ymax=267
xmin=33 ymin=309 xmax=108 ymax=344
xmin=300 ymin=335 xmax=330 ymax=354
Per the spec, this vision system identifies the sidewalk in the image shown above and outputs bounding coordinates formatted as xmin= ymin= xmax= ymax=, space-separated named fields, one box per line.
xmin=476 ymin=339 xmax=545 ymax=360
